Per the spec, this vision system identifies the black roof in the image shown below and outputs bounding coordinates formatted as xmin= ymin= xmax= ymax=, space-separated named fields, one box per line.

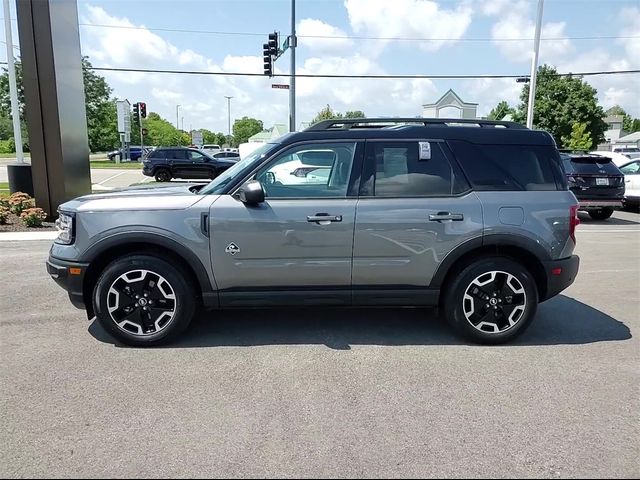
xmin=277 ymin=118 xmax=556 ymax=146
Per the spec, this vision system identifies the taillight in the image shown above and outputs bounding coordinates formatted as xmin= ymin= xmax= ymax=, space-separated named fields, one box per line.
xmin=570 ymin=205 xmax=580 ymax=243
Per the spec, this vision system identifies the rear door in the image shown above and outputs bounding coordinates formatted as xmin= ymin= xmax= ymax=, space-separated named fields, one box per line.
xmin=170 ymin=149 xmax=191 ymax=178
xmin=352 ymin=139 xmax=483 ymax=304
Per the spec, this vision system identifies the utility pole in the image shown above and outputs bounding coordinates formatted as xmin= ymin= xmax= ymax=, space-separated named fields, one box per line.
xmin=176 ymin=104 xmax=181 ymax=130
xmin=526 ymin=0 xmax=544 ymax=129
xmin=3 ymin=0 xmax=23 ymax=163
xmin=289 ymin=0 xmax=297 ymax=133
xmin=224 ymin=96 xmax=233 ymax=141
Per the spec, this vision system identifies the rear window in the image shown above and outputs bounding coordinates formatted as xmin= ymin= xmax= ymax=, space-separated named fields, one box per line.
xmin=449 ymin=141 xmax=559 ymax=191
xmin=561 ymin=155 xmax=621 ymax=175
xmin=148 ymin=150 xmax=163 ymax=159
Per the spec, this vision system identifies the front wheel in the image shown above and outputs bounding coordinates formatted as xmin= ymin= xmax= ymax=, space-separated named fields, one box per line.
xmin=443 ymin=256 xmax=538 ymax=344
xmin=588 ymin=208 xmax=614 ymax=220
xmin=93 ymin=255 xmax=196 ymax=347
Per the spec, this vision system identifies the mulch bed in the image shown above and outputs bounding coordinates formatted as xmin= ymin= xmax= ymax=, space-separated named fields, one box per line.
xmin=0 ymin=212 xmax=57 ymax=232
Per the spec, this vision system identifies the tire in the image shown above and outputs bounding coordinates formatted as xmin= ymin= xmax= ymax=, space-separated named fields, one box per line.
xmin=154 ymin=169 xmax=172 ymax=183
xmin=92 ymin=254 xmax=196 ymax=347
xmin=209 ymin=169 xmax=219 ymax=180
xmin=442 ymin=256 xmax=538 ymax=344
xmin=588 ymin=208 xmax=614 ymax=220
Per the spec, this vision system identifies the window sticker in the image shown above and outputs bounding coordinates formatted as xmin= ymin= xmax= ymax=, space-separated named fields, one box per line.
xmin=419 ymin=141 xmax=431 ymax=160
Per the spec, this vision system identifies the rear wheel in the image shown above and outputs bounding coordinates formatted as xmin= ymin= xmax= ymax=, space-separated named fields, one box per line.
xmin=154 ymin=169 xmax=171 ymax=183
xmin=443 ymin=256 xmax=538 ymax=344
xmin=588 ymin=207 xmax=614 ymax=220
xmin=93 ymin=255 xmax=196 ymax=347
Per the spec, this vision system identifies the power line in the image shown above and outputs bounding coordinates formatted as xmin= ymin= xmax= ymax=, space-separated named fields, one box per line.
xmin=76 ymin=22 xmax=640 ymax=43
xmin=88 ymin=66 xmax=640 ymax=79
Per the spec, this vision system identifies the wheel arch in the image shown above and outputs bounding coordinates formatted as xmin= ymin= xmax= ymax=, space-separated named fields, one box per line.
xmin=81 ymin=233 xmax=216 ymax=318
xmin=432 ymin=235 xmax=550 ymax=303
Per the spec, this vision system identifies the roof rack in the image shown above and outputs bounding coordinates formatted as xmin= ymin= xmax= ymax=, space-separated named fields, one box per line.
xmin=305 ymin=117 xmax=527 ymax=131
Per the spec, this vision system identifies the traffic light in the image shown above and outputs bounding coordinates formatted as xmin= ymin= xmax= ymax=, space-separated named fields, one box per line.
xmin=132 ymin=102 xmax=140 ymax=125
xmin=139 ymin=102 xmax=147 ymax=118
xmin=268 ymin=32 xmax=278 ymax=56
xmin=263 ymin=43 xmax=272 ymax=77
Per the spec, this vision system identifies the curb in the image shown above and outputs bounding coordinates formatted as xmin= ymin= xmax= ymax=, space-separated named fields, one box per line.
xmin=0 ymin=231 xmax=58 ymax=241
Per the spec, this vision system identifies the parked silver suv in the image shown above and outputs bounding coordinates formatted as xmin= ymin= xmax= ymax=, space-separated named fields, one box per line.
xmin=47 ymin=118 xmax=580 ymax=346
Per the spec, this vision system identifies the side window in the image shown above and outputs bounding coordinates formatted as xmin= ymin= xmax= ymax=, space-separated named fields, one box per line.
xmin=168 ymin=150 xmax=186 ymax=160
xmin=449 ymin=141 xmax=558 ymax=191
xmin=189 ymin=151 xmax=205 ymax=161
xmin=362 ymin=141 xmax=467 ymax=197
xmin=620 ymin=161 xmax=640 ymax=174
xmin=254 ymin=142 xmax=357 ymax=198
xmin=149 ymin=150 xmax=162 ymax=159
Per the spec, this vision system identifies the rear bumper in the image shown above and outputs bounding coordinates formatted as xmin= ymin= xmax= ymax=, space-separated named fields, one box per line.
xmin=578 ymin=200 xmax=623 ymax=209
xmin=541 ymin=255 xmax=580 ymax=301
xmin=46 ymin=256 xmax=89 ymax=310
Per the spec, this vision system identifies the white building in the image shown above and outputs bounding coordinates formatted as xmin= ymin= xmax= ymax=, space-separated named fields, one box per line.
xmin=422 ymin=89 xmax=478 ymax=119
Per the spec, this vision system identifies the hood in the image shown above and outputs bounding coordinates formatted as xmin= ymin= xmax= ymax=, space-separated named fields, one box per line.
xmin=60 ymin=183 xmax=208 ymax=213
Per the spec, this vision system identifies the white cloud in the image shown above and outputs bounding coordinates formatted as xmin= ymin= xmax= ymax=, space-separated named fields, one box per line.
xmin=80 ymin=5 xmax=438 ymax=132
xmin=486 ymin=0 xmax=571 ymax=64
xmin=297 ymin=18 xmax=354 ymax=54
xmin=345 ymin=0 xmax=473 ymax=52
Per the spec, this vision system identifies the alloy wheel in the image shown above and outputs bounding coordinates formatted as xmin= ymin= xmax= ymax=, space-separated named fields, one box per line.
xmin=107 ymin=269 xmax=177 ymax=336
xmin=462 ymin=270 xmax=527 ymax=334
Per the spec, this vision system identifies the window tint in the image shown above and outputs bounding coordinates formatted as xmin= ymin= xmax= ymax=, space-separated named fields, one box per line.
xmin=167 ymin=150 xmax=186 ymax=160
xmin=449 ymin=141 xmax=558 ymax=191
xmin=188 ymin=151 xmax=205 ymax=161
xmin=148 ymin=150 xmax=163 ymax=159
xmin=362 ymin=141 xmax=467 ymax=197
xmin=254 ymin=142 xmax=356 ymax=198
xmin=620 ymin=161 xmax=640 ymax=174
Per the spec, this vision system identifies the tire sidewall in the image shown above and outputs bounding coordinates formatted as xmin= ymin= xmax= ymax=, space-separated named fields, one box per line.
xmin=444 ymin=256 xmax=538 ymax=344
xmin=155 ymin=169 xmax=171 ymax=182
xmin=93 ymin=255 xmax=195 ymax=347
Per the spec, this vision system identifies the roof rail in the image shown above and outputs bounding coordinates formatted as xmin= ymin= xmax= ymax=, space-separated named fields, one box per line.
xmin=305 ymin=117 xmax=527 ymax=131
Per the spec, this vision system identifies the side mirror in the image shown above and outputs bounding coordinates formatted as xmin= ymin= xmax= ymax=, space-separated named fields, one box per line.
xmin=238 ymin=180 xmax=265 ymax=205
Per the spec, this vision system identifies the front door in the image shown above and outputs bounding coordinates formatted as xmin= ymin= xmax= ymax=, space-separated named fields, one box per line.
xmin=209 ymin=141 xmax=363 ymax=307
xmin=352 ymin=139 xmax=483 ymax=304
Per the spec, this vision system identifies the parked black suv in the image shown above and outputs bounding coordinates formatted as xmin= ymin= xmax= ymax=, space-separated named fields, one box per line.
xmin=560 ymin=151 xmax=625 ymax=220
xmin=142 ymin=147 xmax=237 ymax=182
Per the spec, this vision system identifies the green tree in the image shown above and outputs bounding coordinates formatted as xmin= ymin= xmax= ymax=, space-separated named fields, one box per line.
xmin=215 ymin=132 xmax=228 ymax=146
xmin=311 ymin=105 xmax=343 ymax=125
xmin=606 ymin=105 xmax=640 ymax=133
xmin=142 ymin=112 xmax=185 ymax=146
xmin=0 ymin=57 xmax=119 ymax=152
xmin=487 ymin=100 xmax=515 ymax=121
xmin=344 ymin=110 xmax=366 ymax=119
xmin=232 ymin=117 xmax=263 ymax=146
xmin=562 ymin=122 xmax=593 ymax=150
xmin=515 ymin=65 xmax=607 ymax=148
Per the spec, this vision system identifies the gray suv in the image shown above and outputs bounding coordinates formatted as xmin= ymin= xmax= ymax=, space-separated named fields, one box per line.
xmin=47 ymin=118 xmax=580 ymax=346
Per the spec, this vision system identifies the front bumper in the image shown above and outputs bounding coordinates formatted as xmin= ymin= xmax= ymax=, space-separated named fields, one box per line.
xmin=46 ymin=256 xmax=89 ymax=310
xmin=142 ymin=166 xmax=153 ymax=176
xmin=541 ymin=255 xmax=580 ymax=302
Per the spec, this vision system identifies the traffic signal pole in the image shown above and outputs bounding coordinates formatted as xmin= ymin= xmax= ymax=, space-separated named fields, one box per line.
xmin=526 ymin=0 xmax=544 ymax=129
xmin=289 ymin=0 xmax=296 ymax=133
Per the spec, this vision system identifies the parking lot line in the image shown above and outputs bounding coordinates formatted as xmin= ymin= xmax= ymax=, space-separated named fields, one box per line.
xmin=97 ymin=171 xmax=128 ymax=185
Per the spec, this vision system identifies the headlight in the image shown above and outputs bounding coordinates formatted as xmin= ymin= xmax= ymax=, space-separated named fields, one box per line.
xmin=54 ymin=211 xmax=75 ymax=245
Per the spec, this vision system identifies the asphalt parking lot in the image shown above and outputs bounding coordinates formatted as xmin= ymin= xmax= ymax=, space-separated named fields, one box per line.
xmin=1 ymin=210 xmax=639 ymax=478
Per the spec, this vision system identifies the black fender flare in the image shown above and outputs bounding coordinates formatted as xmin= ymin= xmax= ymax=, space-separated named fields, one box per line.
xmin=430 ymin=234 xmax=551 ymax=289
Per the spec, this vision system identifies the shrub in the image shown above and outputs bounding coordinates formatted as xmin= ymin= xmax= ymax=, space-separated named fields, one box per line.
xmin=20 ymin=207 xmax=47 ymax=227
xmin=0 ymin=205 xmax=9 ymax=224
xmin=9 ymin=192 xmax=35 ymax=215
xmin=0 ymin=195 xmax=9 ymax=209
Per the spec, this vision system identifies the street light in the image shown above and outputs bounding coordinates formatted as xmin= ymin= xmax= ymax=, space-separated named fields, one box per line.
xmin=224 ymin=96 xmax=233 ymax=144
xmin=176 ymin=104 xmax=181 ymax=130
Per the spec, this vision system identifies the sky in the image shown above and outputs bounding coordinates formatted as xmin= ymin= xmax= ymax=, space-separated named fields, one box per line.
xmin=2 ymin=0 xmax=639 ymax=133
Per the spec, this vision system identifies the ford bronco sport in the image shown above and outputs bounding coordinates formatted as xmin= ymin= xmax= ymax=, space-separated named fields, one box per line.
xmin=47 ymin=118 xmax=580 ymax=346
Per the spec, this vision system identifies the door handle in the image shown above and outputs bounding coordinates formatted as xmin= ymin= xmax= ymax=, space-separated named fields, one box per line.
xmin=428 ymin=212 xmax=464 ymax=222
xmin=307 ymin=213 xmax=343 ymax=223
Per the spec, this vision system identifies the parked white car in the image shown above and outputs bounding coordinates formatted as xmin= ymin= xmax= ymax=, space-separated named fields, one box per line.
xmin=590 ymin=150 xmax=633 ymax=167
xmin=202 ymin=144 xmax=221 ymax=155
xmin=619 ymin=160 xmax=640 ymax=207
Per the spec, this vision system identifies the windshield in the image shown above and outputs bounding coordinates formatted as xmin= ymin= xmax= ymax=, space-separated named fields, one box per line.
xmin=199 ymin=142 xmax=278 ymax=195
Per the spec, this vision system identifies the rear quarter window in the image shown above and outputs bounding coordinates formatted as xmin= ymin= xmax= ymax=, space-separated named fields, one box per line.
xmin=449 ymin=141 xmax=559 ymax=191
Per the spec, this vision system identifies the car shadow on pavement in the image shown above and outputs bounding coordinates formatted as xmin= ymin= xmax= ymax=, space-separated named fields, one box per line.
xmin=88 ymin=294 xmax=631 ymax=350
